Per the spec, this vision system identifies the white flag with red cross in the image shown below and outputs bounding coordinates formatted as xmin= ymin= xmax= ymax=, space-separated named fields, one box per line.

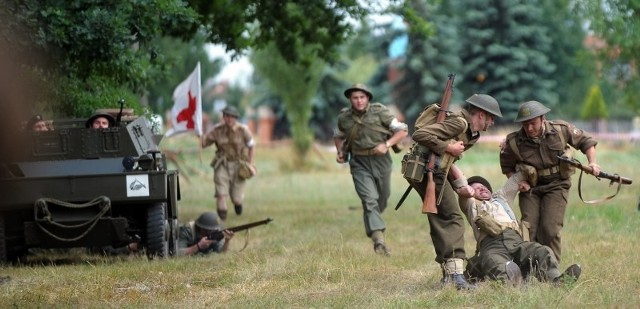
xmin=165 ymin=62 xmax=203 ymax=137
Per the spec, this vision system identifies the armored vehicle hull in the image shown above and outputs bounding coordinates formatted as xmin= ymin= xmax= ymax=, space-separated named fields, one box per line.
xmin=0 ymin=116 xmax=180 ymax=262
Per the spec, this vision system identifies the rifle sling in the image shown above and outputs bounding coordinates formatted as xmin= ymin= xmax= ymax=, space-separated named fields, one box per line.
xmin=575 ymin=167 xmax=622 ymax=204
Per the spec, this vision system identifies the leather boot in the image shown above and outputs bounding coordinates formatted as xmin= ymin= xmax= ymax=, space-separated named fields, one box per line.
xmin=234 ymin=204 xmax=243 ymax=215
xmin=217 ymin=208 xmax=227 ymax=221
xmin=442 ymin=258 xmax=476 ymax=290
xmin=371 ymin=230 xmax=390 ymax=256
xmin=505 ymin=261 xmax=523 ymax=286
xmin=553 ymin=263 xmax=581 ymax=285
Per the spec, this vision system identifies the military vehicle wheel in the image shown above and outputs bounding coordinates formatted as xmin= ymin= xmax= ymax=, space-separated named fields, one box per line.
xmin=0 ymin=215 xmax=6 ymax=263
xmin=146 ymin=202 xmax=169 ymax=259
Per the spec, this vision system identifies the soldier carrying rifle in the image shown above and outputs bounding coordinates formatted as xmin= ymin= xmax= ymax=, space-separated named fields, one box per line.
xmin=401 ymin=74 xmax=503 ymax=290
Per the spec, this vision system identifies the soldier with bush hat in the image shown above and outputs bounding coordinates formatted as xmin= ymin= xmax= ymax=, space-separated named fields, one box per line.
xmin=178 ymin=212 xmax=234 ymax=255
xmin=500 ymin=100 xmax=600 ymax=262
xmin=334 ymin=83 xmax=408 ymax=257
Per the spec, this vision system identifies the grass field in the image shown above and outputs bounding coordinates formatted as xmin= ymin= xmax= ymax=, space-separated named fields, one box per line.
xmin=1 ymin=136 xmax=639 ymax=308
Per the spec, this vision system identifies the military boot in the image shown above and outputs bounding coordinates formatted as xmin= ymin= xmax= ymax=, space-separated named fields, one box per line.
xmin=371 ymin=230 xmax=390 ymax=257
xmin=442 ymin=258 xmax=476 ymax=290
xmin=505 ymin=261 xmax=523 ymax=286
xmin=553 ymin=263 xmax=581 ymax=285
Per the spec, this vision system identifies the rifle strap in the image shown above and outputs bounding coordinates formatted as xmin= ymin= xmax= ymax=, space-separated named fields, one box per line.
xmin=575 ymin=164 xmax=622 ymax=204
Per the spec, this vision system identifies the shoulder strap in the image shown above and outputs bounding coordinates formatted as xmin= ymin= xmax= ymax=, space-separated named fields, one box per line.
xmin=550 ymin=123 xmax=566 ymax=146
xmin=508 ymin=137 xmax=523 ymax=162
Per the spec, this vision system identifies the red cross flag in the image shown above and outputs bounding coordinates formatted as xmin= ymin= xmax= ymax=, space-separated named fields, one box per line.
xmin=166 ymin=62 xmax=203 ymax=137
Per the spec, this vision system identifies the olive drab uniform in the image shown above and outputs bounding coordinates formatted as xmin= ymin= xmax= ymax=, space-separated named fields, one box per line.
xmin=177 ymin=222 xmax=224 ymax=255
xmin=335 ymin=102 xmax=407 ymax=238
xmin=500 ymin=120 xmax=597 ymax=262
xmin=406 ymin=105 xmax=478 ymax=264
xmin=203 ymin=122 xmax=254 ymax=202
xmin=460 ymin=173 xmax=564 ymax=283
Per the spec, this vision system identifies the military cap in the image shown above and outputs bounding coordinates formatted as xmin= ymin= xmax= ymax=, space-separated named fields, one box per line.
xmin=514 ymin=100 xmax=550 ymax=122
xmin=222 ymin=105 xmax=240 ymax=118
xmin=467 ymin=175 xmax=493 ymax=193
xmin=85 ymin=112 xmax=116 ymax=128
xmin=344 ymin=83 xmax=373 ymax=101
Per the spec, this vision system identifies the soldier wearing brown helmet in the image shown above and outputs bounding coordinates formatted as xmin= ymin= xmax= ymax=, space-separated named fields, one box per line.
xmin=334 ymin=83 xmax=408 ymax=256
xmin=202 ymin=105 xmax=256 ymax=220
xmin=178 ymin=212 xmax=235 ymax=255
xmin=499 ymin=100 xmax=600 ymax=262
xmin=406 ymin=93 xmax=502 ymax=290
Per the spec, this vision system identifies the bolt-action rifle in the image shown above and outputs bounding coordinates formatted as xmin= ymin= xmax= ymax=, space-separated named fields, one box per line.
xmin=557 ymin=155 xmax=632 ymax=204
xmin=422 ymin=74 xmax=455 ymax=214
xmin=208 ymin=218 xmax=273 ymax=241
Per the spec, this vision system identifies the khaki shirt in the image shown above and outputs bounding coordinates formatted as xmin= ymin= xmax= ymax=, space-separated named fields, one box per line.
xmin=500 ymin=120 xmax=598 ymax=176
xmin=412 ymin=108 xmax=478 ymax=156
xmin=459 ymin=172 xmax=524 ymax=243
xmin=335 ymin=103 xmax=407 ymax=150
xmin=203 ymin=122 xmax=254 ymax=162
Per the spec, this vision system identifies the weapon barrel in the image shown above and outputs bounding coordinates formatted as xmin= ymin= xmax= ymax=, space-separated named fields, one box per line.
xmin=228 ymin=218 xmax=273 ymax=233
xmin=557 ymin=155 xmax=632 ymax=185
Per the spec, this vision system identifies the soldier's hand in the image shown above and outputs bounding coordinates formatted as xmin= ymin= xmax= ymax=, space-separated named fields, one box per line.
xmin=223 ymin=229 xmax=234 ymax=240
xmin=373 ymin=143 xmax=389 ymax=155
xmin=336 ymin=151 xmax=345 ymax=164
xmin=455 ymin=185 xmax=475 ymax=198
xmin=446 ymin=141 xmax=465 ymax=157
xmin=518 ymin=181 xmax=531 ymax=192
xmin=588 ymin=163 xmax=601 ymax=176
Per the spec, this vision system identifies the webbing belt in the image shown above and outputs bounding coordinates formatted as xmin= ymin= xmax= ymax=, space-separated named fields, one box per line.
xmin=351 ymin=148 xmax=377 ymax=156
xmin=537 ymin=165 xmax=559 ymax=176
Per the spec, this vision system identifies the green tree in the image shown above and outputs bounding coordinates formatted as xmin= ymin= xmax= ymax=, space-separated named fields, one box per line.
xmin=251 ymin=42 xmax=324 ymax=166
xmin=455 ymin=0 xmax=556 ymax=121
xmin=581 ymin=84 xmax=608 ymax=132
xmin=573 ymin=0 xmax=640 ymax=115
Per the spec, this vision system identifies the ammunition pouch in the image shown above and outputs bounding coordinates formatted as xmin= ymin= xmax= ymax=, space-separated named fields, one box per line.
xmin=474 ymin=211 xmax=504 ymax=238
xmin=401 ymin=152 xmax=426 ymax=182
xmin=237 ymin=160 xmax=256 ymax=180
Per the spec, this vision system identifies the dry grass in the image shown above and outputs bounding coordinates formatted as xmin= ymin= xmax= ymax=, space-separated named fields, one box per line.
xmin=1 ymin=136 xmax=639 ymax=308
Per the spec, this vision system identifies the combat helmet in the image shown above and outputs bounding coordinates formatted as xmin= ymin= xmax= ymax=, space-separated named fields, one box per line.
xmin=344 ymin=83 xmax=373 ymax=101
xmin=514 ymin=101 xmax=550 ymax=122
xmin=465 ymin=94 xmax=502 ymax=118
xmin=467 ymin=176 xmax=493 ymax=192
xmin=85 ymin=112 xmax=116 ymax=128
xmin=222 ymin=105 xmax=240 ymax=118
xmin=195 ymin=212 xmax=222 ymax=231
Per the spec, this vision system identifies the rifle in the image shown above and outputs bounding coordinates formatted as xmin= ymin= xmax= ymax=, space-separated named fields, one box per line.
xmin=208 ymin=217 xmax=273 ymax=241
xmin=557 ymin=155 xmax=632 ymax=204
xmin=557 ymin=156 xmax=632 ymax=185
xmin=422 ymin=74 xmax=455 ymax=214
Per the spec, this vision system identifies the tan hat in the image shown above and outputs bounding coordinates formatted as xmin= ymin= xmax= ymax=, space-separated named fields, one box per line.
xmin=344 ymin=83 xmax=373 ymax=101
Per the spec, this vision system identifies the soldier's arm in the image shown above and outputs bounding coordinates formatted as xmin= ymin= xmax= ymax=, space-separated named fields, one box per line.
xmin=412 ymin=117 xmax=466 ymax=155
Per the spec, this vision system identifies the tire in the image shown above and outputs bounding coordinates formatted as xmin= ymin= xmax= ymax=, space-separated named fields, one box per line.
xmin=0 ymin=215 xmax=6 ymax=263
xmin=146 ymin=202 xmax=169 ymax=259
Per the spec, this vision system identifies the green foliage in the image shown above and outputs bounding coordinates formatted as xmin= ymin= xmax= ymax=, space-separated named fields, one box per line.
xmin=580 ymin=84 xmax=608 ymax=120
xmin=251 ymin=40 xmax=325 ymax=165
xmin=455 ymin=0 xmax=557 ymax=121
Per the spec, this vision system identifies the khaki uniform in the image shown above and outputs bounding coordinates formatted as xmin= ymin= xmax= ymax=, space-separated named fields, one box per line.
xmin=460 ymin=173 xmax=562 ymax=282
xmin=408 ymin=108 xmax=478 ymax=263
xmin=500 ymin=120 xmax=597 ymax=261
xmin=203 ymin=122 xmax=254 ymax=202
xmin=335 ymin=103 xmax=408 ymax=237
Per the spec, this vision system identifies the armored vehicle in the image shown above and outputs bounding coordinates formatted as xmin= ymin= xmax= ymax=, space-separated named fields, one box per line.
xmin=0 ymin=113 xmax=180 ymax=262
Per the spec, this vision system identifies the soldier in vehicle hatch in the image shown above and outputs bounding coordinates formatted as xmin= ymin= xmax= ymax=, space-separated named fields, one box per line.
xmin=86 ymin=112 xmax=116 ymax=129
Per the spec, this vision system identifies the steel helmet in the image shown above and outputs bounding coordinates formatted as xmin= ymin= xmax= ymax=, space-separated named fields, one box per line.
xmin=195 ymin=212 xmax=221 ymax=230
xmin=222 ymin=105 xmax=240 ymax=118
xmin=344 ymin=83 xmax=373 ymax=101
xmin=467 ymin=176 xmax=493 ymax=192
xmin=514 ymin=101 xmax=550 ymax=122
xmin=465 ymin=94 xmax=502 ymax=118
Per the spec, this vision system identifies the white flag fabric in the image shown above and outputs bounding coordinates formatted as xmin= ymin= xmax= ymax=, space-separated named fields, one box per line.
xmin=165 ymin=62 xmax=203 ymax=137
